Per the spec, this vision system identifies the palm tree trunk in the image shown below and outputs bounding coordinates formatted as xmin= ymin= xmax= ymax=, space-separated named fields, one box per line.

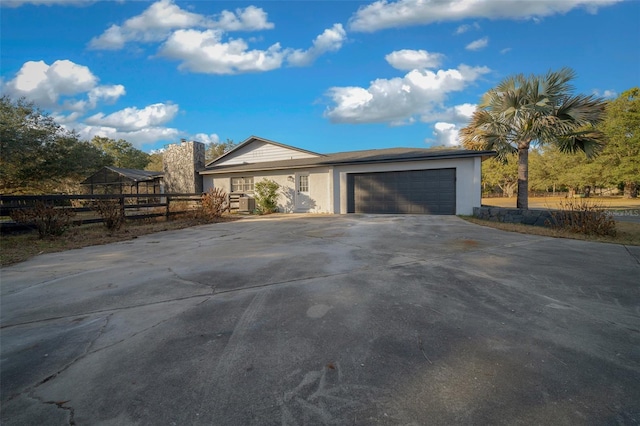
xmin=517 ymin=147 xmax=529 ymax=209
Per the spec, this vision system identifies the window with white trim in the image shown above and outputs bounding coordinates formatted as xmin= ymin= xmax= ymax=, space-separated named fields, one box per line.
xmin=231 ymin=177 xmax=254 ymax=192
xmin=298 ymin=175 xmax=309 ymax=192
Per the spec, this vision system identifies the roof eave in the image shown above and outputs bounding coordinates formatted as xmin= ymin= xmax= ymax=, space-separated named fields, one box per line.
xmin=199 ymin=150 xmax=495 ymax=175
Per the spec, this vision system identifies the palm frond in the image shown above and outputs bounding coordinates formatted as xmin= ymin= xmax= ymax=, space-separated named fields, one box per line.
xmin=556 ymin=129 xmax=606 ymax=158
xmin=542 ymin=67 xmax=576 ymax=101
xmin=556 ymin=94 xmax=606 ymax=126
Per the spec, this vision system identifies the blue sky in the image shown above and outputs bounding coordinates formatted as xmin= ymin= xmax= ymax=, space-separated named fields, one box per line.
xmin=1 ymin=0 xmax=638 ymax=154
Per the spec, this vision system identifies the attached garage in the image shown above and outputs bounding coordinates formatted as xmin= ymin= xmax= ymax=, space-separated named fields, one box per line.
xmin=347 ymin=168 xmax=456 ymax=215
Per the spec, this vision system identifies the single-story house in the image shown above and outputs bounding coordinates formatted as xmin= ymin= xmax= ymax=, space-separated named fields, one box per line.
xmin=200 ymin=136 xmax=494 ymax=215
xmin=81 ymin=166 xmax=164 ymax=195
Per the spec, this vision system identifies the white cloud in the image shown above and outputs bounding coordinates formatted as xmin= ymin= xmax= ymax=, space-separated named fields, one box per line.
xmin=420 ymin=102 xmax=476 ymax=123
xmin=423 ymin=104 xmax=477 ymax=146
xmin=454 ymin=22 xmax=480 ymax=35
xmin=324 ymin=64 xmax=489 ymax=124
xmin=88 ymin=0 xmax=343 ymax=74
xmin=287 ymin=24 xmax=346 ymax=67
xmin=193 ymin=133 xmax=221 ymax=144
xmin=88 ymin=85 xmax=126 ymax=106
xmin=89 ymin=0 xmax=274 ymax=50
xmin=349 ymin=0 xmax=621 ymax=32
xmin=2 ymin=59 xmax=187 ymax=149
xmin=593 ymin=89 xmax=618 ymax=99
xmin=63 ymin=103 xmax=182 ymax=148
xmin=2 ymin=60 xmax=124 ymax=110
xmin=1 ymin=0 xmax=94 ymax=7
xmin=85 ymin=103 xmax=179 ymax=132
xmin=90 ymin=25 xmax=128 ymax=50
xmin=500 ymin=47 xmax=512 ymax=54
xmin=422 ymin=103 xmax=477 ymax=146
xmin=385 ymin=49 xmax=444 ymax=70
xmin=70 ymin=123 xmax=181 ymax=148
xmin=89 ymin=0 xmax=205 ymax=49
xmin=431 ymin=122 xmax=459 ymax=146
xmin=466 ymin=36 xmax=489 ymax=51
xmin=158 ymin=29 xmax=285 ymax=74
xmin=160 ymin=23 xmax=347 ymax=74
xmin=214 ymin=6 xmax=274 ymax=32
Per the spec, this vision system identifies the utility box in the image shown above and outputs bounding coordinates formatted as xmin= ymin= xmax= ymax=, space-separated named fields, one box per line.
xmin=239 ymin=196 xmax=255 ymax=213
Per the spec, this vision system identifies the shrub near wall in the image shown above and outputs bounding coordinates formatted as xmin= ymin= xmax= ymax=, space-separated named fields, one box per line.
xmin=254 ymin=179 xmax=281 ymax=214
xmin=474 ymin=201 xmax=617 ymax=236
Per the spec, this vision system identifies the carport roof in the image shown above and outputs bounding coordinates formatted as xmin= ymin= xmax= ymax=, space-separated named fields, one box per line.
xmin=200 ymin=147 xmax=495 ymax=175
xmin=81 ymin=166 xmax=163 ymax=184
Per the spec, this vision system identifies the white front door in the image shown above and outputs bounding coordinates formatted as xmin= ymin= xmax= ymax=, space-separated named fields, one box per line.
xmin=295 ymin=173 xmax=311 ymax=211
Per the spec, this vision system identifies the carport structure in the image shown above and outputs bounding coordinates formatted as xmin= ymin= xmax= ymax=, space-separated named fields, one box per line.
xmin=81 ymin=166 xmax=163 ymax=195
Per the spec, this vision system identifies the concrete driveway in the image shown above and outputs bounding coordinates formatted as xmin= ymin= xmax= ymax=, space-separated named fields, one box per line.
xmin=1 ymin=215 xmax=639 ymax=425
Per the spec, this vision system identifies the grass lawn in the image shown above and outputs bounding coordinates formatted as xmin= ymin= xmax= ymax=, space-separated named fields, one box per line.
xmin=483 ymin=196 xmax=640 ymax=210
xmin=0 ymin=215 xmax=239 ymax=267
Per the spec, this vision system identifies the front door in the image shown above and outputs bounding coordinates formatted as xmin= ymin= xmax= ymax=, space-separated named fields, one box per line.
xmin=295 ymin=173 xmax=311 ymax=211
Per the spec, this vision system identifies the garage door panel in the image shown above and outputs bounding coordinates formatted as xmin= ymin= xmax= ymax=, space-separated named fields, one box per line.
xmin=349 ymin=168 xmax=455 ymax=215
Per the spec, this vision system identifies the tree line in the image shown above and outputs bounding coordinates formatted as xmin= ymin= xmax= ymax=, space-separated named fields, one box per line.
xmin=0 ymin=96 xmax=237 ymax=195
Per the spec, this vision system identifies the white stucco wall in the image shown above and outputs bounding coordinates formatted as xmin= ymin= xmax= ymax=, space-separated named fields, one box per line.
xmin=203 ymin=168 xmax=330 ymax=213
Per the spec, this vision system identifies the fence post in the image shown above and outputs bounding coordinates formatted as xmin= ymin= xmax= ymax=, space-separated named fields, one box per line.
xmin=166 ymin=195 xmax=171 ymax=220
xmin=119 ymin=195 xmax=125 ymax=221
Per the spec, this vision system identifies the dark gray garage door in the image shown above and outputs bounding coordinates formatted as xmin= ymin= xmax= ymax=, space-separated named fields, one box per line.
xmin=347 ymin=168 xmax=456 ymax=214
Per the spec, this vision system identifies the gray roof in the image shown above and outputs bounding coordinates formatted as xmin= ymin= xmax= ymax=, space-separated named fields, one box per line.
xmin=201 ymin=147 xmax=495 ymax=175
xmin=106 ymin=167 xmax=163 ymax=181
xmin=81 ymin=167 xmax=163 ymax=184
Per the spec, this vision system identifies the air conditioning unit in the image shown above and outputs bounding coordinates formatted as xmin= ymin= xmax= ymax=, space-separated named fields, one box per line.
xmin=239 ymin=196 xmax=255 ymax=213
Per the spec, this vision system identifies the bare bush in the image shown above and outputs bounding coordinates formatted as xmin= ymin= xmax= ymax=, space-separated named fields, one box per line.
xmin=10 ymin=202 xmax=75 ymax=238
xmin=201 ymin=188 xmax=229 ymax=218
xmin=91 ymin=199 xmax=125 ymax=231
xmin=547 ymin=198 xmax=616 ymax=236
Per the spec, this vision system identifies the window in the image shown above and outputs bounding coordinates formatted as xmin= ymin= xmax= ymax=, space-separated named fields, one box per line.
xmin=298 ymin=175 xmax=309 ymax=192
xmin=231 ymin=177 xmax=254 ymax=192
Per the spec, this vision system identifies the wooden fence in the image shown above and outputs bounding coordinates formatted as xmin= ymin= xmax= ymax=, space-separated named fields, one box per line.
xmin=0 ymin=193 xmax=204 ymax=232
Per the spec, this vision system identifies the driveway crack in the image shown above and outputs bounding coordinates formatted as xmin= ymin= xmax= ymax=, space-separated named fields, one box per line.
xmin=25 ymin=391 xmax=76 ymax=425
xmin=168 ymin=267 xmax=216 ymax=294
xmin=623 ymin=245 xmax=640 ymax=265
xmin=8 ymin=314 xmax=112 ymax=418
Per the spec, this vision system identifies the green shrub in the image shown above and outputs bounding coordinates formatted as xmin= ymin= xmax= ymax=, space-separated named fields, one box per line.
xmin=10 ymin=202 xmax=75 ymax=238
xmin=201 ymin=188 xmax=229 ymax=218
xmin=91 ymin=199 xmax=125 ymax=231
xmin=254 ymin=179 xmax=280 ymax=214
xmin=547 ymin=198 xmax=616 ymax=236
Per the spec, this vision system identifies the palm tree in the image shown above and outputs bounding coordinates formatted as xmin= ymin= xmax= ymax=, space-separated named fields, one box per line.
xmin=460 ymin=67 xmax=606 ymax=209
